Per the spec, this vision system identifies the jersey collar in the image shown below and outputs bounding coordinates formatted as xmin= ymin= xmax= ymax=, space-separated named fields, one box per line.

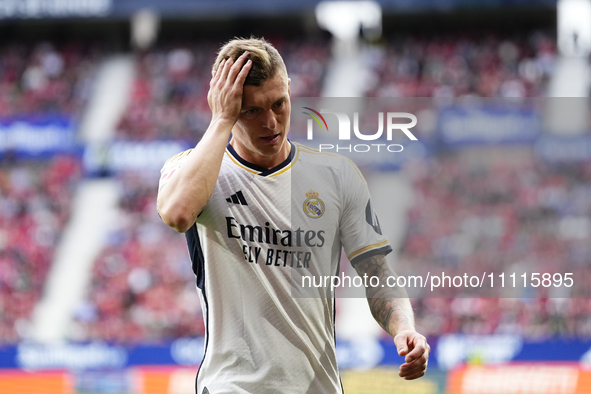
xmin=226 ymin=141 xmax=296 ymax=177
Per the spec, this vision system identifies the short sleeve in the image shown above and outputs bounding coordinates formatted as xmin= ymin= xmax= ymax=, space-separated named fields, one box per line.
xmin=339 ymin=159 xmax=392 ymax=265
xmin=158 ymin=149 xmax=193 ymax=192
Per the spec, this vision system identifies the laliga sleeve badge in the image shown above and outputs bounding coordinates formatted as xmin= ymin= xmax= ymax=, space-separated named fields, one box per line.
xmin=303 ymin=190 xmax=325 ymax=219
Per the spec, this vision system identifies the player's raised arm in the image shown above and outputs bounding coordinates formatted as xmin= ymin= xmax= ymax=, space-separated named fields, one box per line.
xmin=351 ymin=253 xmax=430 ymax=380
xmin=157 ymin=52 xmax=252 ymax=233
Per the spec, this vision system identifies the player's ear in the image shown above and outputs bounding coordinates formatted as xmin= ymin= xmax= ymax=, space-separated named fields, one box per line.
xmin=288 ymin=78 xmax=291 ymax=97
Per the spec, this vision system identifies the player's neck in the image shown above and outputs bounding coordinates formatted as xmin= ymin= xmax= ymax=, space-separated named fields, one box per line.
xmin=230 ymin=140 xmax=291 ymax=169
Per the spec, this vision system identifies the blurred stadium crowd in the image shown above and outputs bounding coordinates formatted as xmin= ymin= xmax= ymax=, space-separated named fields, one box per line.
xmin=0 ymin=156 xmax=81 ymax=342
xmin=404 ymin=156 xmax=591 ymax=339
xmin=2 ymin=28 xmax=590 ymax=345
xmin=365 ymin=31 xmax=556 ymax=98
xmin=0 ymin=42 xmax=103 ymax=118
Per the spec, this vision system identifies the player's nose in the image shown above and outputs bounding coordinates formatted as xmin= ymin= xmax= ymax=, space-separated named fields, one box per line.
xmin=262 ymin=109 xmax=277 ymax=130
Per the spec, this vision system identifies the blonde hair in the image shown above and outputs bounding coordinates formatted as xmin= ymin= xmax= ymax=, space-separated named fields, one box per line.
xmin=212 ymin=37 xmax=287 ymax=86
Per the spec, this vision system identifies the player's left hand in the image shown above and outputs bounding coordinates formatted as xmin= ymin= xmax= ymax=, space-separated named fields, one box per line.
xmin=394 ymin=329 xmax=430 ymax=380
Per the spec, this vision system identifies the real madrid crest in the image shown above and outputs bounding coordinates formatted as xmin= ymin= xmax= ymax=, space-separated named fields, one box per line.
xmin=303 ymin=189 xmax=325 ymax=219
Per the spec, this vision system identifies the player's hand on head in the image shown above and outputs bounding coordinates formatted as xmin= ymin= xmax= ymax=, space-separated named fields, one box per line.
xmin=208 ymin=51 xmax=252 ymax=125
xmin=394 ymin=329 xmax=430 ymax=380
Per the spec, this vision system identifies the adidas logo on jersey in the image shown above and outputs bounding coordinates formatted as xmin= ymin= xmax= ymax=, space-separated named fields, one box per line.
xmin=226 ymin=190 xmax=248 ymax=206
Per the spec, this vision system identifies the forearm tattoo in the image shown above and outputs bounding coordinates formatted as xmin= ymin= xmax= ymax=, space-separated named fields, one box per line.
xmin=351 ymin=254 xmax=414 ymax=336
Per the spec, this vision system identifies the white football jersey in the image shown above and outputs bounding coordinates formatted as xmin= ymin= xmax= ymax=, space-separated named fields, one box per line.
xmin=159 ymin=141 xmax=392 ymax=394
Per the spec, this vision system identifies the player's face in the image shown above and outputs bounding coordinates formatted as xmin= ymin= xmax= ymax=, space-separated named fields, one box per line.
xmin=230 ymin=72 xmax=291 ymax=168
